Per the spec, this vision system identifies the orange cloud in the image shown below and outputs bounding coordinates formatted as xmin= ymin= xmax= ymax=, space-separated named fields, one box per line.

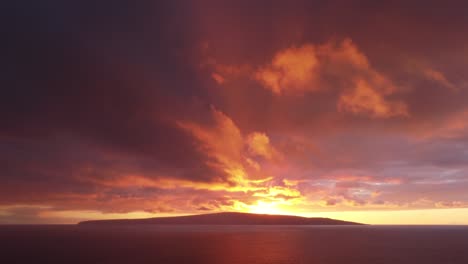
xmin=177 ymin=107 xmax=286 ymax=182
xmin=317 ymin=38 xmax=370 ymax=69
xmin=423 ymin=68 xmax=457 ymax=92
xmin=175 ymin=107 xmax=304 ymax=215
xmin=337 ymin=79 xmax=409 ymax=118
xmin=201 ymin=52 xmax=251 ymax=85
xmin=255 ymin=44 xmax=319 ymax=94
xmin=246 ymin=132 xmax=281 ymax=160
xmin=211 ymin=72 xmax=225 ymax=84
xmin=177 ymin=106 xmax=244 ymax=180
xmin=413 ymin=108 xmax=468 ymax=140
xmin=251 ymin=39 xmax=409 ymax=117
xmin=330 ymin=175 xmax=403 ymax=185
xmin=403 ymin=58 xmax=459 ymax=90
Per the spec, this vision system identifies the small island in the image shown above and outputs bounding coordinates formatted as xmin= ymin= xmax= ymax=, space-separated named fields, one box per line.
xmin=78 ymin=212 xmax=363 ymax=226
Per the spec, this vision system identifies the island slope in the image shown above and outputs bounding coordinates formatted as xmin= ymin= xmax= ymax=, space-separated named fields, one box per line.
xmin=78 ymin=212 xmax=363 ymax=225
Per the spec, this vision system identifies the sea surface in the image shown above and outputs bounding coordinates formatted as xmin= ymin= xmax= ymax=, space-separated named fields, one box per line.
xmin=1 ymin=225 xmax=468 ymax=264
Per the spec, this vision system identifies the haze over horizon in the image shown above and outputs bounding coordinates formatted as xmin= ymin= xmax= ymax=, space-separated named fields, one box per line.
xmin=2 ymin=1 xmax=468 ymax=225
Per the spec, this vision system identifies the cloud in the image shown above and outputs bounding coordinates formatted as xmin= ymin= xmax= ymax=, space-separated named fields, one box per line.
xmin=246 ymin=132 xmax=281 ymax=160
xmin=2 ymin=0 xmax=468 ymax=223
xmin=211 ymin=72 xmax=225 ymax=84
xmin=255 ymin=44 xmax=319 ymax=94
xmin=177 ymin=106 xmax=245 ymax=183
xmin=411 ymin=108 xmax=468 ymax=140
xmin=212 ymin=38 xmax=410 ymax=118
xmin=337 ymin=79 xmax=409 ymax=118
xmin=422 ymin=68 xmax=457 ymax=92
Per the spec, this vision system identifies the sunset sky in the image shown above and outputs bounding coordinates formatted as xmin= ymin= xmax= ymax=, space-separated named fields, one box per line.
xmin=2 ymin=1 xmax=468 ymax=224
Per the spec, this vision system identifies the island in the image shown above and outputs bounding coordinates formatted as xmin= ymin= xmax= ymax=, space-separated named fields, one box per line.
xmin=78 ymin=212 xmax=363 ymax=225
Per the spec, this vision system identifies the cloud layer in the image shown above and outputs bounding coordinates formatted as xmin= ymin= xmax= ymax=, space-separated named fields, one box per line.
xmin=2 ymin=0 xmax=468 ymax=223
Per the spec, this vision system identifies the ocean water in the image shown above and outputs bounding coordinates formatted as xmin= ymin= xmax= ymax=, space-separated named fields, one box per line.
xmin=1 ymin=225 xmax=468 ymax=264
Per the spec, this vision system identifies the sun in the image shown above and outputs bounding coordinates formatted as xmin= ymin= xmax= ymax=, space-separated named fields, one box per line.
xmin=247 ymin=200 xmax=293 ymax=215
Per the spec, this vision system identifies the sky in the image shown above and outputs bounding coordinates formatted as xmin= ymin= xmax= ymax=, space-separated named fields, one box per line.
xmin=2 ymin=1 xmax=468 ymax=224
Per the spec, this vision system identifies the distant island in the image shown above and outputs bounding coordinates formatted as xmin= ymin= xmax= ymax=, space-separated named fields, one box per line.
xmin=78 ymin=212 xmax=363 ymax=225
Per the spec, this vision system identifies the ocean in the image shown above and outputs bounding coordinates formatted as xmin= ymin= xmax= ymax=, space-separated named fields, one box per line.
xmin=1 ymin=225 xmax=467 ymax=264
